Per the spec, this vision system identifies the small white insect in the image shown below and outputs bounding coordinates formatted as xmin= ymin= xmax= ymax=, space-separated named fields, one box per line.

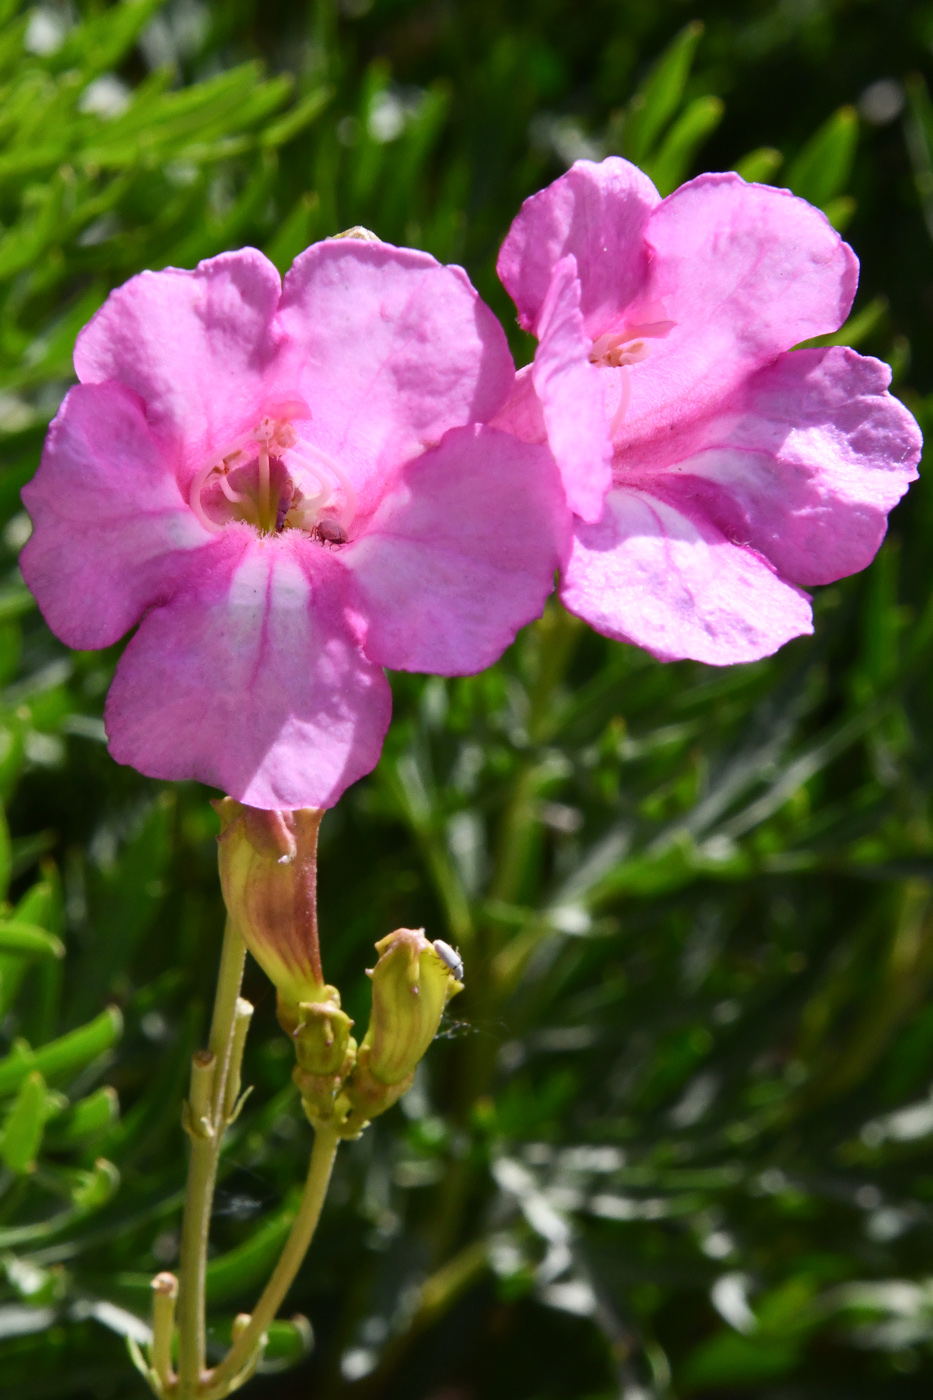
xmin=433 ymin=939 xmax=464 ymax=982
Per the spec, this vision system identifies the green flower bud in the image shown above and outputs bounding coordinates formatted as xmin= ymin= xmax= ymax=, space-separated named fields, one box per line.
xmin=343 ymin=929 xmax=463 ymax=1126
xmin=282 ymin=988 xmax=358 ymax=1124
xmin=214 ymin=799 xmax=325 ymax=1009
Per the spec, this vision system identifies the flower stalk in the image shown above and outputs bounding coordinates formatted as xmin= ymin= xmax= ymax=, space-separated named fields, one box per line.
xmin=202 ymin=1122 xmax=340 ymax=1396
xmin=150 ymin=1272 xmax=178 ymax=1392
xmin=142 ymin=803 xmax=463 ymax=1399
xmin=173 ymin=919 xmax=250 ymax=1399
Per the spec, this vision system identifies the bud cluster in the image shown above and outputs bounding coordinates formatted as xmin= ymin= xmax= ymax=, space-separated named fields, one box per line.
xmin=215 ymin=801 xmax=463 ymax=1136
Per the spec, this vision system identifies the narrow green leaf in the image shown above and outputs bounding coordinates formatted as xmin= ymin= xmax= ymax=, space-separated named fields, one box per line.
xmin=0 ymin=1005 xmax=123 ymax=1096
xmin=265 ymin=191 xmax=322 ymax=274
xmin=13 ymin=873 xmax=62 ymax=935
xmin=49 ymin=0 xmax=167 ymax=81
xmin=44 ymin=1085 xmax=119 ymax=1147
xmin=785 ymin=105 xmax=858 ymax=208
xmin=797 ymin=295 xmax=887 ymax=350
xmin=70 ymin=1156 xmax=120 ymax=1210
xmin=904 ymin=73 xmax=933 ymax=242
xmin=733 ymin=147 xmax=783 ymax=184
xmin=380 ymin=81 xmax=452 ymax=234
xmin=0 ymin=802 xmax=11 ymax=902
xmin=822 ymin=194 xmax=856 ymax=231
xmin=260 ymin=84 xmax=333 ymax=148
xmin=643 ymin=94 xmax=724 ymax=196
xmin=0 ymin=920 xmax=63 ymax=958
xmin=1 ymin=1069 xmax=49 ymax=1173
xmin=262 ymin=1316 xmax=315 ymax=1369
xmin=0 ymin=587 xmax=35 ymax=621
xmin=206 ymin=1199 xmax=299 ymax=1302
xmin=624 ymin=21 xmax=704 ymax=164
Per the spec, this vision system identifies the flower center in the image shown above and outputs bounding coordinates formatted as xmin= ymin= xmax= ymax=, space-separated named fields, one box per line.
xmin=588 ymin=331 xmax=652 ymax=370
xmin=588 ymin=317 xmax=675 ymax=438
xmin=188 ymin=407 xmax=357 ymax=544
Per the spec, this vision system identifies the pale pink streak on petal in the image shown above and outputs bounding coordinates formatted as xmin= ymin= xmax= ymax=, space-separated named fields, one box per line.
xmin=531 ymin=255 xmax=612 ymax=522
xmin=20 ymin=382 xmax=210 ymax=649
xmin=497 ymin=157 xmax=660 ymax=335
xmin=74 ymin=249 xmax=287 ymax=487
xmin=343 ymin=426 xmax=569 ymax=674
xmin=636 ymin=347 xmax=922 ymax=586
xmin=278 ymin=240 xmax=515 ymax=520
xmin=105 ymin=535 xmax=391 ymax=810
xmin=622 ymin=175 xmax=859 ymax=446
xmin=561 ymin=487 xmax=813 ymax=665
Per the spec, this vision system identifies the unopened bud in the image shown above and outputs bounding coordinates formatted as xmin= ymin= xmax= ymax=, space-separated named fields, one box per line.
xmin=331 ymin=225 xmax=379 ymax=241
xmin=214 ymin=799 xmax=325 ymax=1007
xmin=282 ymin=988 xmax=358 ymax=1122
xmin=343 ymin=929 xmax=463 ymax=1123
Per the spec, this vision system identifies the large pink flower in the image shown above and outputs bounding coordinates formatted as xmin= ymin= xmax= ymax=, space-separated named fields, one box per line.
xmin=22 ymin=240 xmax=567 ymax=808
xmin=495 ymin=158 xmax=922 ymax=664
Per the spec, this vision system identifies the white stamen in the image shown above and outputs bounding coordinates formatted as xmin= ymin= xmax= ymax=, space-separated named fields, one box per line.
xmin=287 ymin=441 xmax=358 ymax=530
xmin=188 ymin=461 xmax=225 ymax=534
xmin=218 ymin=472 xmax=246 ymax=504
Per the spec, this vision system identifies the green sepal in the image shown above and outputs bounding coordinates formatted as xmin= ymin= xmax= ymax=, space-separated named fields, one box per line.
xmin=280 ymin=986 xmax=358 ymax=1121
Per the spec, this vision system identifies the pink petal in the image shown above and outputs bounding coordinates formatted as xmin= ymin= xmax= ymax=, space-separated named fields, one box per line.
xmin=497 ymin=157 xmax=660 ymax=336
xmin=74 ymin=248 xmax=286 ymax=486
xmin=277 ymin=240 xmax=515 ymax=520
xmin=343 ymin=425 xmax=569 ymax=674
xmin=531 ymin=255 xmax=612 ymax=522
xmin=20 ymin=382 xmax=208 ymax=649
xmin=561 ymin=487 xmax=813 ymax=665
xmin=105 ymin=535 xmax=391 ymax=809
xmin=622 ymin=174 xmax=859 ymax=447
xmin=489 ymin=364 xmax=547 ymax=444
xmin=636 ymin=347 xmax=922 ymax=586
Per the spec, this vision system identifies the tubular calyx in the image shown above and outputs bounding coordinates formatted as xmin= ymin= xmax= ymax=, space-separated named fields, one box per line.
xmin=214 ymin=799 xmax=326 ymax=1009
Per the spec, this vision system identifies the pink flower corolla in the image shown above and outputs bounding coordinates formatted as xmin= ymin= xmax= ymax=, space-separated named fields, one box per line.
xmin=495 ymin=158 xmax=922 ymax=665
xmin=21 ymin=239 xmax=567 ymax=808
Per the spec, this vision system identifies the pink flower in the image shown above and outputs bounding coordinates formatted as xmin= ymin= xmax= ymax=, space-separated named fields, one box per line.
xmin=22 ymin=240 xmax=567 ymax=808
xmin=495 ymin=158 xmax=922 ymax=665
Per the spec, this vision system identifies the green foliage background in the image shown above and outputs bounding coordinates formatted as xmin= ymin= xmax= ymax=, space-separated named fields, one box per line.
xmin=1 ymin=1 xmax=933 ymax=1397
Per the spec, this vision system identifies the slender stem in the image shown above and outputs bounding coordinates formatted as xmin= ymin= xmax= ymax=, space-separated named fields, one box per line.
xmin=150 ymin=1271 xmax=178 ymax=1392
xmin=208 ymin=919 xmax=248 ymax=1111
xmin=176 ymin=920 xmax=247 ymax=1399
xmin=206 ymin=1123 xmax=339 ymax=1396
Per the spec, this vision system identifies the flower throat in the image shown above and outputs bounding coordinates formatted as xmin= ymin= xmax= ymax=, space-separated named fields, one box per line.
xmin=188 ymin=407 xmax=357 ymax=544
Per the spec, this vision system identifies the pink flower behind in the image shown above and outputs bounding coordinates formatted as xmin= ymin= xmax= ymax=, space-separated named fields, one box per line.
xmin=495 ymin=158 xmax=922 ymax=665
xmin=22 ymin=240 xmax=567 ymax=809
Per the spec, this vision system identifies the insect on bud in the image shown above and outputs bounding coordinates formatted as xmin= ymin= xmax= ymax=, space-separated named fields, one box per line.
xmin=342 ymin=929 xmax=463 ymax=1126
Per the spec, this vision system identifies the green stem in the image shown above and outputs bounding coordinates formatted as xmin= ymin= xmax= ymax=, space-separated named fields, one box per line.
xmin=206 ymin=1123 xmax=340 ymax=1396
xmin=176 ymin=921 xmax=247 ymax=1399
xmin=208 ymin=919 xmax=248 ymax=1108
